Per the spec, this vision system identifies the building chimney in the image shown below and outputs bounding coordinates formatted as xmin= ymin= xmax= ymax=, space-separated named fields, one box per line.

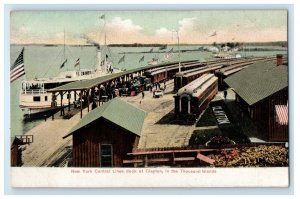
xmin=276 ymin=54 xmax=283 ymax=66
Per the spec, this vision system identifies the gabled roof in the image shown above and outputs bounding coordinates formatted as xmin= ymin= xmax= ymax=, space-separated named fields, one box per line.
xmin=63 ymin=98 xmax=146 ymax=138
xmin=224 ymin=61 xmax=288 ymax=106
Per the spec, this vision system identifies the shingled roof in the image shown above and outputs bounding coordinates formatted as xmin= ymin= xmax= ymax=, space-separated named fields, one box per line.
xmin=63 ymin=98 xmax=146 ymax=138
xmin=224 ymin=61 xmax=288 ymax=106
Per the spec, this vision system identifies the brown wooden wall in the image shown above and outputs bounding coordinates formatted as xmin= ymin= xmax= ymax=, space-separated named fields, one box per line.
xmin=237 ymin=88 xmax=288 ymax=141
xmin=267 ymin=88 xmax=288 ymax=141
xmin=72 ymin=118 xmax=140 ymax=167
xmin=11 ymin=145 xmax=22 ymax=167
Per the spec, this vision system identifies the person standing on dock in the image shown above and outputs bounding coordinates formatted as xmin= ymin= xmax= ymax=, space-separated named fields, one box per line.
xmin=224 ymin=90 xmax=228 ymax=101
xmin=61 ymin=106 xmax=65 ymax=116
xmin=142 ymin=91 xmax=145 ymax=99
xmin=92 ymin=100 xmax=97 ymax=110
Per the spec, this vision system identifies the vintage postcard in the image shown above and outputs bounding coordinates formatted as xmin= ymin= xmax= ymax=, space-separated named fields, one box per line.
xmin=9 ymin=10 xmax=289 ymax=187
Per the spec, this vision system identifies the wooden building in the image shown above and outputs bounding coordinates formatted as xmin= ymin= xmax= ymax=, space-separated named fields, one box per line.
xmin=11 ymin=138 xmax=24 ymax=167
xmin=224 ymin=57 xmax=288 ymax=141
xmin=63 ymin=98 xmax=146 ymax=167
xmin=11 ymin=135 xmax=33 ymax=166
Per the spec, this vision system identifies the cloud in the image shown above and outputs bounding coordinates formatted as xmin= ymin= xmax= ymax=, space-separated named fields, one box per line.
xmin=106 ymin=17 xmax=143 ymax=33
xmin=178 ymin=17 xmax=196 ymax=31
xmin=84 ymin=17 xmax=146 ymax=44
xmin=10 ymin=15 xmax=287 ymax=45
xmin=155 ymin=27 xmax=172 ymax=36
xmin=177 ymin=17 xmax=201 ymax=43
xmin=19 ymin=26 xmax=31 ymax=33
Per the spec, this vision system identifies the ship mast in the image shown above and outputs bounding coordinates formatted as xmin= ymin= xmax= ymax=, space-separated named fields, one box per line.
xmin=173 ymin=30 xmax=181 ymax=73
xmin=64 ymin=29 xmax=66 ymax=60
xmin=102 ymin=14 xmax=107 ymax=73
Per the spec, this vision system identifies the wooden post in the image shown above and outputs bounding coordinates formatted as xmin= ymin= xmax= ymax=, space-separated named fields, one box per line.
xmin=87 ymin=89 xmax=90 ymax=112
xmin=68 ymin=91 xmax=71 ymax=112
xmin=80 ymin=90 xmax=83 ymax=119
xmin=51 ymin=92 xmax=55 ymax=120
xmin=172 ymin=152 xmax=175 ymax=166
xmin=60 ymin=91 xmax=64 ymax=116
xmin=144 ymin=155 xmax=148 ymax=167
xmin=98 ymin=85 xmax=101 ymax=106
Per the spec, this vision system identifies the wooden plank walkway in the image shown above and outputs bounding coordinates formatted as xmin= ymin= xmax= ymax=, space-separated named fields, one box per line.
xmin=22 ymin=106 xmax=90 ymax=167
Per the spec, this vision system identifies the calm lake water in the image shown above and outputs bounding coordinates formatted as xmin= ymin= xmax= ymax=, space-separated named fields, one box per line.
xmin=10 ymin=44 xmax=287 ymax=138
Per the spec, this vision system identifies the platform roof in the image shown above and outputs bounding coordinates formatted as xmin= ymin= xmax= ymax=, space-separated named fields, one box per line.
xmin=49 ymin=61 xmax=186 ymax=92
xmin=224 ymin=61 xmax=288 ymax=106
xmin=63 ymin=98 xmax=146 ymax=138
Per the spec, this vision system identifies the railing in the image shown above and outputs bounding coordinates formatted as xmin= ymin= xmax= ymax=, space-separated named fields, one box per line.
xmin=21 ymin=89 xmax=47 ymax=94
xmin=123 ymin=143 xmax=287 ymax=167
xmin=15 ymin=135 xmax=34 ymax=144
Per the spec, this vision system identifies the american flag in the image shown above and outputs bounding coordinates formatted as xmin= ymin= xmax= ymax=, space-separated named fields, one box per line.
xmin=10 ymin=47 xmax=25 ymax=83
xmin=74 ymin=58 xmax=80 ymax=67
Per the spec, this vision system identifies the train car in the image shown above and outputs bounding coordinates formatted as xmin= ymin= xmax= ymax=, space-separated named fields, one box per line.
xmin=174 ymin=57 xmax=270 ymax=92
xmin=143 ymin=60 xmax=201 ymax=78
xmin=144 ymin=61 xmax=209 ymax=84
xmin=174 ymin=74 xmax=218 ymax=118
xmin=214 ymin=56 xmax=272 ymax=90
xmin=174 ymin=63 xmax=224 ymax=92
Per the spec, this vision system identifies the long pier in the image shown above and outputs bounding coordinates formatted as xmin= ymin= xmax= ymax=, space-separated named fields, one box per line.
xmin=49 ymin=60 xmax=202 ymax=118
xmin=49 ymin=56 xmax=275 ymax=119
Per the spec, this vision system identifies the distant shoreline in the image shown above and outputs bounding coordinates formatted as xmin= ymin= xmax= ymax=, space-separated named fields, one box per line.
xmin=10 ymin=41 xmax=288 ymax=47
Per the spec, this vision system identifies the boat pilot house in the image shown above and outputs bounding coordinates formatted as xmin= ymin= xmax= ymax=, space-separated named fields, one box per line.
xmin=63 ymin=98 xmax=146 ymax=167
xmin=224 ymin=56 xmax=288 ymax=141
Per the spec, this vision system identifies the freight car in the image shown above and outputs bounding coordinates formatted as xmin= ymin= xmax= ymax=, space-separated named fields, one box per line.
xmin=174 ymin=74 xmax=218 ymax=119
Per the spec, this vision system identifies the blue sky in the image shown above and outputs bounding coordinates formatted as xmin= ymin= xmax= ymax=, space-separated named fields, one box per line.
xmin=10 ymin=10 xmax=287 ymax=44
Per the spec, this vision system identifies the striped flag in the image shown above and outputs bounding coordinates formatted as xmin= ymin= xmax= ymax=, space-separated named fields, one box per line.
xmin=74 ymin=58 xmax=80 ymax=67
xmin=139 ymin=55 xmax=145 ymax=63
xmin=10 ymin=48 xmax=25 ymax=83
xmin=118 ymin=55 xmax=125 ymax=64
xmin=209 ymin=31 xmax=217 ymax=37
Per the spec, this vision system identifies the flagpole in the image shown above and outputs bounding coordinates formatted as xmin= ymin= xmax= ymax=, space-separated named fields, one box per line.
xmin=124 ymin=53 xmax=125 ymax=70
xmin=173 ymin=30 xmax=181 ymax=73
xmin=104 ymin=17 xmax=107 ymax=72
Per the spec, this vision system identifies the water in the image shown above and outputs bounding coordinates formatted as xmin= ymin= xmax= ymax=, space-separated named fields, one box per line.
xmin=10 ymin=44 xmax=287 ymax=138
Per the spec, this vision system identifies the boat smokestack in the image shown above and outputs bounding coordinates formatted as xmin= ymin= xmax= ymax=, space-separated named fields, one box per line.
xmin=276 ymin=54 xmax=283 ymax=66
xmin=97 ymin=47 xmax=102 ymax=69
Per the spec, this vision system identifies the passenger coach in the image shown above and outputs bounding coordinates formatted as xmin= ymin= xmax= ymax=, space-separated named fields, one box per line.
xmin=174 ymin=74 xmax=218 ymax=118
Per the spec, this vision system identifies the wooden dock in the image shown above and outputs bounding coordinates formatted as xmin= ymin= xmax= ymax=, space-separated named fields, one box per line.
xmin=22 ymin=107 xmax=90 ymax=166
